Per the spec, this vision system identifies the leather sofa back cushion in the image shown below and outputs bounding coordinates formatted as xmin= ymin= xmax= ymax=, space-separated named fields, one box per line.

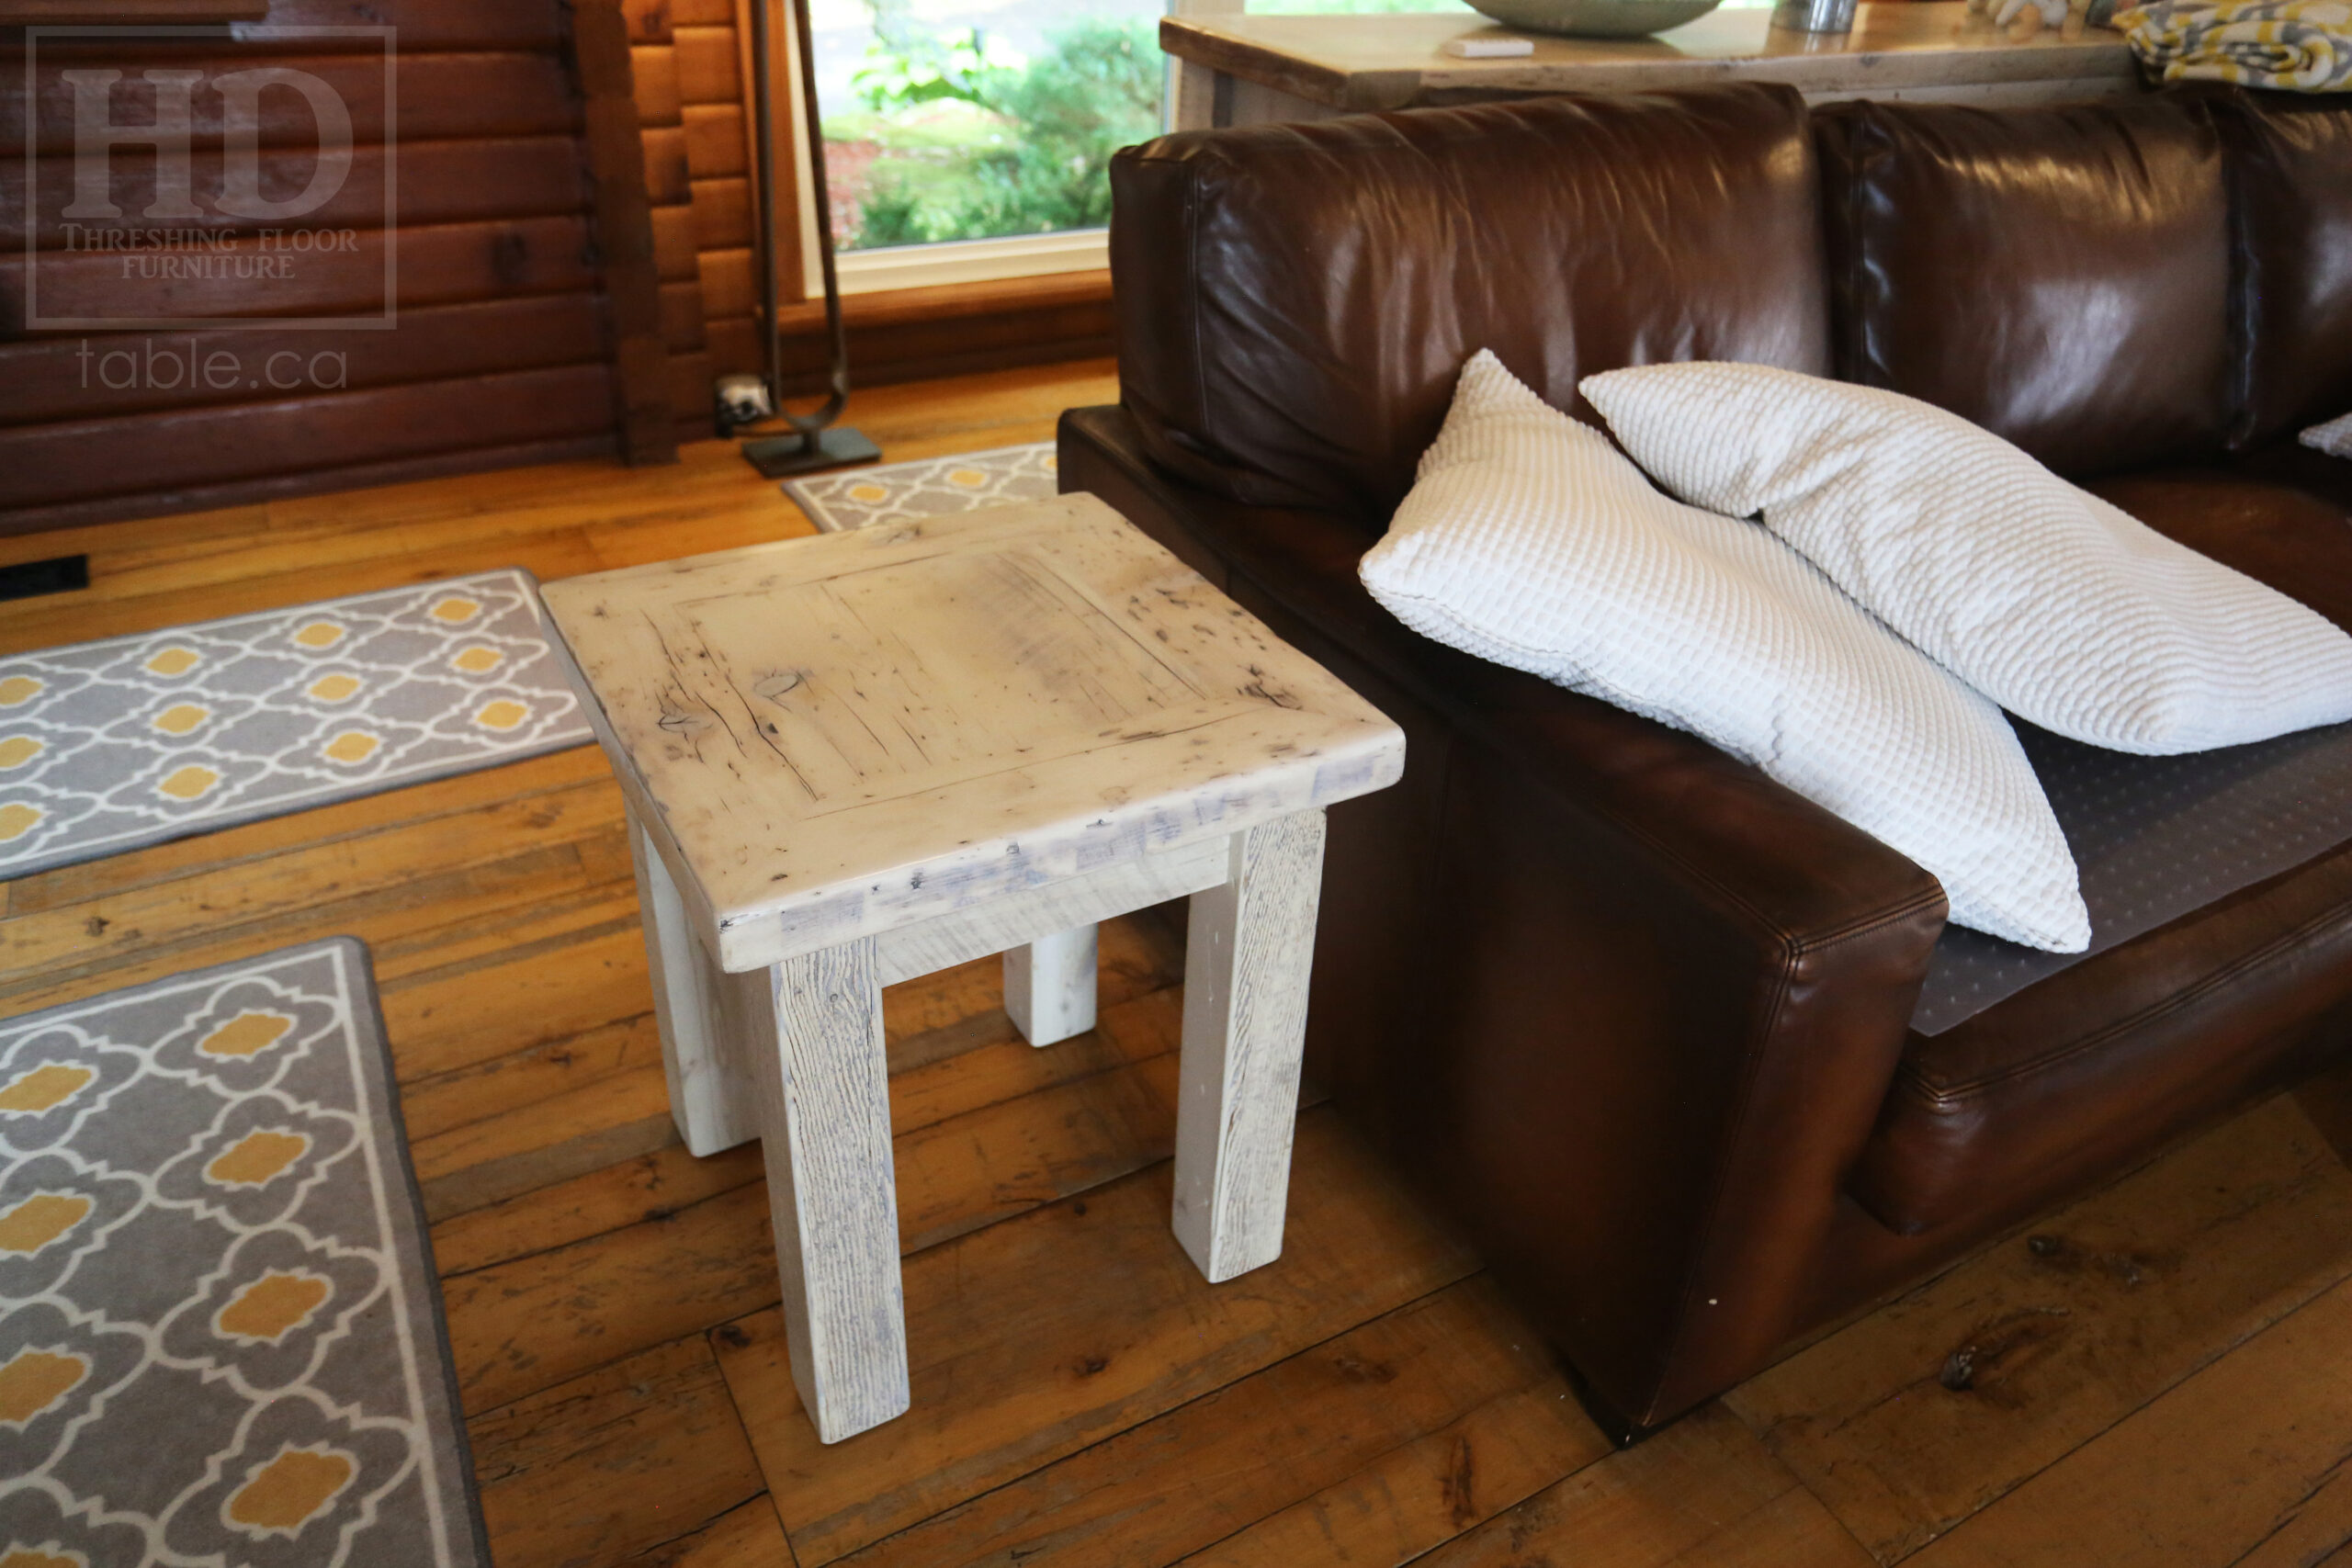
xmin=1814 ymin=97 xmax=2233 ymax=477
xmin=1109 ymin=86 xmax=1830 ymax=521
xmin=2218 ymin=95 xmax=2352 ymax=449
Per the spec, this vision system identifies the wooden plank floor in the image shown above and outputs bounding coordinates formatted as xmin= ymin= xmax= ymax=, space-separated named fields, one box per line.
xmin=11 ymin=355 xmax=2352 ymax=1567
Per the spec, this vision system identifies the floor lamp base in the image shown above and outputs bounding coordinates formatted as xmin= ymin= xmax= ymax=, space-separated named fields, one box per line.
xmin=741 ymin=425 xmax=881 ymax=479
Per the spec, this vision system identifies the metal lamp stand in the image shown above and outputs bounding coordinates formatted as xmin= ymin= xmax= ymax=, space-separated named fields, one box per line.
xmin=738 ymin=0 xmax=879 ymax=479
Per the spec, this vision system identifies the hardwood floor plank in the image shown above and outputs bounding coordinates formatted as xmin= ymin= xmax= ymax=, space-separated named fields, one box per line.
xmin=423 ymin=983 xmax=1189 ymax=1286
xmin=400 ymin=1011 xmax=663 ymax=1143
xmin=1726 ymin=1094 xmax=2352 ymax=1563
xmin=470 ymin=1333 xmax=768 ymax=1568
xmin=0 ymin=837 xmax=621 ymax=1017
xmin=0 ymin=776 xmax=625 ymax=988
xmin=892 ymin=1043 xmax=1180 ymax=1255
xmin=361 ymin=878 xmax=642 ymax=982
xmin=715 ymin=1109 xmax=1479 ymax=1566
xmin=32 ymin=505 xmax=626 ymax=610
xmin=1176 ymin=1382 xmax=1608 ymax=1568
xmin=835 ymin=1276 xmax=1605 ymax=1568
xmin=416 ymin=1060 xmax=678 ymax=1219
xmin=446 ymin=1032 xmax=1204 ymax=1399
xmin=586 ymin=509 xmax=811 ymax=571
xmin=842 ymin=359 xmax=1115 ymax=459
xmin=627 ymin=1495 xmax=800 ymax=1567
xmin=0 ymin=501 xmax=268 ymax=572
xmin=432 ymin=1140 xmax=765 ymax=1279
xmin=1413 ymin=1405 xmax=1875 ymax=1568
xmin=446 ymin=1174 xmax=774 ymax=1414
xmin=888 ymin=980 xmax=1180 ymax=1123
xmin=435 ymin=986 xmax=1192 ymax=1403
xmin=1904 ymin=1271 xmax=2352 ymax=1568
xmin=1 ymin=744 xmax=610 ymax=916
xmin=384 ymin=919 xmax=652 ymax=1081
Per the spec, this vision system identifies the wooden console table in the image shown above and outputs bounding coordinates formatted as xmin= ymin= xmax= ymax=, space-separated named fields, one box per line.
xmin=541 ymin=495 xmax=1405 ymax=1444
xmin=1163 ymin=2 xmax=2140 ymax=130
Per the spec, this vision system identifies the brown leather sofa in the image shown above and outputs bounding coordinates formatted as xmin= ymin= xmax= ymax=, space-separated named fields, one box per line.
xmin=1057 ymin=84 xmax=2352 ymax=1436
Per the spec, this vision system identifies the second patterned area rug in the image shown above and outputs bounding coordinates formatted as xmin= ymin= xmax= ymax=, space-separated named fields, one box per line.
xmin=783 ymin=442 xmax=1059 ymax=532
xmin=0 ymin=570 xmax=593 ymax=879
xmin=0 ymin=938 xmax=488 ymax=1567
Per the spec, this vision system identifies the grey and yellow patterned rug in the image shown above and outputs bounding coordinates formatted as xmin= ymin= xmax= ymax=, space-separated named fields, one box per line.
xmin=0 ymin=570 xmax=592 ymax=880
xmin=0 ymin=938 xmax=487 ymax=1568
xmin=783 ymin=442 xmax=1058 ymax=532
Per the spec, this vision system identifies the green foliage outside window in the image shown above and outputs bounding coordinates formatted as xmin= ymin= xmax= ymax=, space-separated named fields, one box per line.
xmin=833 ymin=12 xmax=1161 ymax=247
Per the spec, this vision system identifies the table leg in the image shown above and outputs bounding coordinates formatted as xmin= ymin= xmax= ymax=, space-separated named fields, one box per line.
xmin=626 ymin=811 xmax=757 ymax=1156
xmin=1171 ymin=809 xmax=1326 ymax=1283
xmin=741 ymin=937 xmax=912 ymax=1443
xmin=1172 ymin=59 xmax=1221 ymax=131
xmin=1002 ymin=924 xmax=1099 ymax=1047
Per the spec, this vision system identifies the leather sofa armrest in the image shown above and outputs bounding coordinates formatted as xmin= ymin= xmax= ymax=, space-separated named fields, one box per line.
xmin=1061 ymin=401 xmax=1946 ymax=1425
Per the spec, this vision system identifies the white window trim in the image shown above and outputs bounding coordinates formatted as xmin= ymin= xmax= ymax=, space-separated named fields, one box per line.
xmin=833 ymin=228 xmax=1110 ymax=295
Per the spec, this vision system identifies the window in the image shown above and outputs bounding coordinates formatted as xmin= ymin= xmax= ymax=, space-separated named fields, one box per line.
xmin=809 ymin=0 xmax=1162 ymax=288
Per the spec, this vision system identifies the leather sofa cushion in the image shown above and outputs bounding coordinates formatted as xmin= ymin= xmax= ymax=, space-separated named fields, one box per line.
xmin=1815 ymin=96 xmax=2233 ymax=477
xmin=1914 ymin=716 xmax=2352 ymax=1034
xmin=1109 ymin=85 xmax=1830 ymax=522
xmin=2214 ymin=94 xmax=2352 ymax=449
xmin=1852 ymin=464 xmax=2352 ymax=1233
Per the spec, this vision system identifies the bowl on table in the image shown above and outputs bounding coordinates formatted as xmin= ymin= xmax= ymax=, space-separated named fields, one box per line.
xmin=1464 ymin=0 xmax=1723 ymax=36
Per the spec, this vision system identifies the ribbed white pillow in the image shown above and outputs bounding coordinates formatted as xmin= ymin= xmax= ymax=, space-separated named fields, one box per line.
xmin=1582 ymin=361 xmax=2352 ymax=755
xmin=1363 ymin=351 xmax=2088 ymax=952
xmin=2307 ymin=412 xmax=2352 ymax=459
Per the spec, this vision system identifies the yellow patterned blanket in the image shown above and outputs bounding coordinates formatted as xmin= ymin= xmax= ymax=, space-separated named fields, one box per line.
xmin=2115 ymin=0 xmax=2352 ymax=90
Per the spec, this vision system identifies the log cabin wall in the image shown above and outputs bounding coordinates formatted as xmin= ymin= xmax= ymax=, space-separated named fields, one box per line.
xmin=626 ymin=0 xmax=1114 ymax=444
xmin=0 ymin=0 xmax=673 ymax=536
xmin=621 ymin=0 xmax=757 ymax=440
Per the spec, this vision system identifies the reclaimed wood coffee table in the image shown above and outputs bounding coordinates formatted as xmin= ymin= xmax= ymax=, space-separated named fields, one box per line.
xmin=539 ymin=494 xmax=1405 ymax=1443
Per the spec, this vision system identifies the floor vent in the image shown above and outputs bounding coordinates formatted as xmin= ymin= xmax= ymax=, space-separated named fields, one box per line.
xmin=0 ymin=555 xmax=91 ymax=602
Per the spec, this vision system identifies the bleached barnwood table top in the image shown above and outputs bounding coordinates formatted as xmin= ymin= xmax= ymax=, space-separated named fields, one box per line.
xmin=1161 ymin=1 xmax=2137 ymax=123
xmin=538 ymin=494 xmax=1407 ymax=975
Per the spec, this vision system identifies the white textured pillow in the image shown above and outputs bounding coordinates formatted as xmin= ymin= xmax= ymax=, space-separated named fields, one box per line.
xmin=1363 ymin=351 xmax=2088 ymax=952
xmin=1581 ymin=361 xmax=2352 ymax=755
xmin=2307 ymin=412 xmax=2352 ymax=459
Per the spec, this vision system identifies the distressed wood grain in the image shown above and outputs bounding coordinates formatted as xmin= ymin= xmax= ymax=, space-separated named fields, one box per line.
xmin=876 ymin=838 xmax=1220 ymax=986
xmin=428 ymin=982 xmax=1182 ymax=1283
xmin=382 ymin=906 xmax=650 ymax=1083
xmin=1178 ymin=1382 xmax=1610 ymax=1568
xmin=413 ymin=1060 xmax=677 ymax=1221
xmin=750 ymin=941 xmax=911 ymax=1442
xmin=471 ymin=1334 xmax=767 ymax=1568
xmin=630 ymin=808 xmax=758 ymax=1155
xmin=1001 ymin=923 xmax=1099 ymax=1048
xmin=1175 ymin=810 xmax=1325 ymax=1282
xmin=1416 ymin=1405 xmax=1875 ymax=1568
xmin=431 ymin=1141 xmax=766 ymax=1280
xmin=833 ymin=1276 xmax=1604 ymax=1568
xmin=1727 ymin=1094 xmax=2352 ymax=1562
xmin=538 ymin=494 xmax=1405 ymax=973
xmin=399 ymin=1011 xmax=662 ymax=1145
xmin=1904 ymin=1270 xmax=2352 ymax=1567
xmin=0 ymin=778 xmax=625 ymax=992
xmin=627 ymin=1495 xmax=797 ymax=1567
